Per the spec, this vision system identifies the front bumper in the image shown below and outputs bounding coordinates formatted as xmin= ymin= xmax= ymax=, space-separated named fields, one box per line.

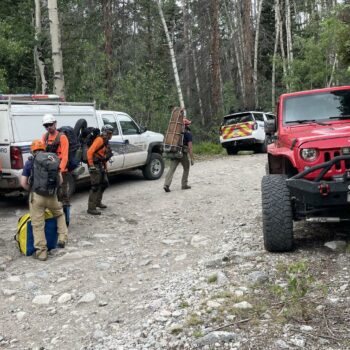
xmin=286 ymin=155 xmax=350 ymax=207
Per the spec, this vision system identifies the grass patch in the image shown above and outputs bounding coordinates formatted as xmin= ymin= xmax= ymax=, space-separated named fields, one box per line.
xmin=193 ymin=142 xmax=224 ymax=155
xmin=186 ymin=314 xmax=203 ymax=326
xmin=179 ymin=300 xmax=190 ymax=309
xmin=208 ymin=274 xmax=218 ymax=284
xmin=193 ymin=330 xmax=204 ymax=338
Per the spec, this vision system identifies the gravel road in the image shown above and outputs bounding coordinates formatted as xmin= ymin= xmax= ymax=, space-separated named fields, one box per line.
xmin=0 ymin=153 xmax=349 ymax=350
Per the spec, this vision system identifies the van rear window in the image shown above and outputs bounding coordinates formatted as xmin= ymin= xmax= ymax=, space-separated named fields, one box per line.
xmin=223 ymin=113 xmax=254 ymax=126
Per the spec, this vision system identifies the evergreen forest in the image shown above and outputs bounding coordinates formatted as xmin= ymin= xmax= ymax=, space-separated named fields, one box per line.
xmin=1 ymin=0 xmax=350 ymax=139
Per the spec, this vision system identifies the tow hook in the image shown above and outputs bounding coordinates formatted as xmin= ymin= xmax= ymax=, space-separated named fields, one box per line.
xmin=318 ymin=183 xmax=330 ymax=196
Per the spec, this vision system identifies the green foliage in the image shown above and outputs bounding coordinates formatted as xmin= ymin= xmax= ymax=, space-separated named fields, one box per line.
xmin=193 ymin=142 xmax=224 ymax=155
xmin=288 ymin=14 xmax=350 ymax=90
xmin=207 ymin=274 xmax=218 ymax=284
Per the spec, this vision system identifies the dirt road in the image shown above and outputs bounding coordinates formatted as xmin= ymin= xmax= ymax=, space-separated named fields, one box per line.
xmin=0 ymin=153 xmax=349 ymax=349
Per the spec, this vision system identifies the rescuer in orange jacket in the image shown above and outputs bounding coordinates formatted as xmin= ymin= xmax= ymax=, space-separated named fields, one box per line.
xmin=86 ymin=124 xmax=113 ymax=215
xmin=41 ymin=113 xmax=71 ymax=225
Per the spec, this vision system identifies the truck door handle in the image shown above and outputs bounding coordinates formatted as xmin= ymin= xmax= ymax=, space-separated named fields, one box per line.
xmin=124 ymin=139 xmax=129 ymax=144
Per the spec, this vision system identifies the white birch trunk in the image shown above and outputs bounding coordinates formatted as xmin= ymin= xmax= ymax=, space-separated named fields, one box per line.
xmin=192 ymin=45 xmax=204 ymax=125
xmin=47 ymin=0 xmax=65 ymax=98
xmin=285 ymin=0 xmax=294 ymax=84
xmin=156 ymin=0 xmax=184 ymax=109
xmin=34 ymin=0 xmax=47 ymax=94
xmin=253 ymin=0 xmax=263 ymax=108
xmin=272 ymin=0 xmax=280 ymax=109
xmin=276 ymin=0 xmax=288 ymax=91
xmin=223 ymin=0 xmax=244 ymax=105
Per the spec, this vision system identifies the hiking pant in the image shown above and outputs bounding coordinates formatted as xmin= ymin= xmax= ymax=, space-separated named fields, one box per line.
xmin=58 ymin=172 xmax=71 ymax=206
xmin=164 ymin=152 xmax=190 ymax=188
xmin=88 ymin=165 xmax=109 ymax=210
xmin=29 ymin=192 xmax=68 ymax=252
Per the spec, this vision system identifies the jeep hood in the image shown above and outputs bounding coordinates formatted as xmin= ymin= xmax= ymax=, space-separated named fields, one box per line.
xmin=288 ymin=124 xmax=350 ymax=149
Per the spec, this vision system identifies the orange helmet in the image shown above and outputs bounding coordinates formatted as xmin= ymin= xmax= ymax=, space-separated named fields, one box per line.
xmin=183 ymin=118 xmax=191 ymax=126
xmin=31 ymin=139 xmax=45 ymax=152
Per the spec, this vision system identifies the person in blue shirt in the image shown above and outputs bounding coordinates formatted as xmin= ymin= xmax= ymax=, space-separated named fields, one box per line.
xmin=163 ymin=117 xmax=194 ymax=192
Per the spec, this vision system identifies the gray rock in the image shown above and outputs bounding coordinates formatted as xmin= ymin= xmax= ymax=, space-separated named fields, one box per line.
xmin=324 ymin=240 xmax=347 ymax=251
xmin=195 ymin=331 xmax=237 ymax=347
xmin=78 ymin=292 xmax=96 ymax=304
xmin=247 ymin=271 xmax=269 ymax=284
xmin=190 ymin=235 xmax=209 ymax=248
xmin=57 ymin=293 xmax=72 ymax=304
xmin=275 ymin=339 xmax=290 ymax=349
xmin=16 ymin=311 xmax=27 ymax=321
xmin=32 ymin=294 xmax=52 ymax=305
xmin=2 ymin=289 xmax=16 ymax=296
xmin=233 ymin=301 xmax=253 ymax=309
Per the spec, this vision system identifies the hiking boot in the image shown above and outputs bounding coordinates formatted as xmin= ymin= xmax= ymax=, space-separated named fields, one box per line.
xmin=87 ymin=209 xmax=101 ymax=215
xmin=96 ymin=203 xmax=107 ymax=209
xmin=182 ymin=185 xmax=191 ymax=190
xmin=33 ymin=250 xmax=48 ymax=261
xmin=163 ymin=185 xmax=171 ymax=193
xmin=57 ymin=240 xmax=66 ymax=249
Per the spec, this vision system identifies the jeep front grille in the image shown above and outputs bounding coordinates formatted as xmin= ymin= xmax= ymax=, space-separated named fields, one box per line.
xmin=323 ymin=150 xmax=350 ymax=171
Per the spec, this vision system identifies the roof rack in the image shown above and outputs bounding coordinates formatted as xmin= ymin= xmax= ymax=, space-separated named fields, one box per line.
xmin=0 ymin=94 xmax=63 ymax=102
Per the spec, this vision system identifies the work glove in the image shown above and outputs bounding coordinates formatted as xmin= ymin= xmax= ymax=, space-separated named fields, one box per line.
xmin=88 ymin=165 xmax=97 ymax=173
xmin=191 ymin=159 xmax=194 ymax=166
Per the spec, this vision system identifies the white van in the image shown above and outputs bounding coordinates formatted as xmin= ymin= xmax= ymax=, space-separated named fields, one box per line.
xmin=0 ymin=95 xmax=164 ymax=196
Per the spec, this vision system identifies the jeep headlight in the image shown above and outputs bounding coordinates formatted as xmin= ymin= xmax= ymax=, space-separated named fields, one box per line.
xmin=300 ymin=148 xmax=318 ymax=162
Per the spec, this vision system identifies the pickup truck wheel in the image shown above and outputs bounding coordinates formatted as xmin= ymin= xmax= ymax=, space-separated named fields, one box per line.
xmin=142 ymin=153 xmax=164 ymax=180
xmin=226 ymin=146 xmax=238 ymax=155
xmin=261 ymin=175 xmax=294 ymax=252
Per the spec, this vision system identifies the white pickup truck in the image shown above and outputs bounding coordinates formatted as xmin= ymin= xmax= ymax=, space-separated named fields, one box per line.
xmin=0 ymin=95 xmax=164 ymax=196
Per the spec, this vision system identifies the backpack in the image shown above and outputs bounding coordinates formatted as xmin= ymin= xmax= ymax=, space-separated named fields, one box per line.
xmin=31 ymin=152 xmax=60 ymax=196
xmin=45 ymin=127 xmax=79 ymax=171
xmin=15 ymin=210 xmax=58 ymax=256
xmin=80 ymin=127 xmax=101 ymax=163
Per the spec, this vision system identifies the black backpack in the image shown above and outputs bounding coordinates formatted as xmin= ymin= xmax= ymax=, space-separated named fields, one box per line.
xmin=31 ymin=152 xmax=60 ymax=196
xmin=45 ymin=127 xmax=79 ymax=171
xmin=80 ymin=127 xmax=101 ymax=163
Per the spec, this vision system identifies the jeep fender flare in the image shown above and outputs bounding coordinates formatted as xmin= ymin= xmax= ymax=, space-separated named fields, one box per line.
xmin=267 ymin=149 xmax=298 ymax=176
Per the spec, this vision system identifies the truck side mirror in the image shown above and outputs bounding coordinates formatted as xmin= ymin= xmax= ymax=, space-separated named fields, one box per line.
xmin=139 ymin=126 xmax=147 ymax=133
xmin=264 ymin=120 xmax=276 ymax=135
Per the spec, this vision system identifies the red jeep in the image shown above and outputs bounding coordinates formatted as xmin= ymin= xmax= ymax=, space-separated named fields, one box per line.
xmin=262 ymin=86 xmax=350 ymax=252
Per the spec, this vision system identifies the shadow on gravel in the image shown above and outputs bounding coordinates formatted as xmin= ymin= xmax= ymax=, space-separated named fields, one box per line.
xmin=293 ymin=221 xmax=350 ymax=251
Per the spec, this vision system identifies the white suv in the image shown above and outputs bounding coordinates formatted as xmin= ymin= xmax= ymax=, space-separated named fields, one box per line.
xmin=219 ymin=111 xmax=275 ymax=155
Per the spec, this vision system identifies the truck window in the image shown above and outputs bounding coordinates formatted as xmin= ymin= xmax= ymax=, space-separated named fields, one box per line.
xmin=119 ymin=115 xmax=139 ymax=135
xmin=102 ymin=114 xmax=119 ymax=135
xmin=223 ymin=112 xmax=253 ymax=126
xmin=253 ymin=113 xmax=264 ymax=122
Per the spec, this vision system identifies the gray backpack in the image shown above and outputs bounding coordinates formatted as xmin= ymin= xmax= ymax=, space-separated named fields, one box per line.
xmin=31 ymin=152 xmax=60 ymax=196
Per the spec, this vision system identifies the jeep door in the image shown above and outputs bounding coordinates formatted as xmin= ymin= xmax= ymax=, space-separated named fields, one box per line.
xmin=117 ymin=113 xmax=148 ymax=168
xmin=100 ymin=112 xmax=125 ymax=170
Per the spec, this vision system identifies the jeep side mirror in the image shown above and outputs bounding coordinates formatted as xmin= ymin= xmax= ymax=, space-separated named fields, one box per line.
xmin=139 ymin=126 xmax=147 ymax=133
xmin=264 ymin=120 xmax=276 ymax=135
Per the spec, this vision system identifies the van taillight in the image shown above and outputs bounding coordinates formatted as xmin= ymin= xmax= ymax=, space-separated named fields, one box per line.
xmin=10 ymin=146 xmax=23 ymax=169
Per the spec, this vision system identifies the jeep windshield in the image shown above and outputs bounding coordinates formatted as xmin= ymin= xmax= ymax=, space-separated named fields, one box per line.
xmin=283 ymin=89 xmax=350 ymax=124
xmin=223 ymin=113 xmax=254 ymax=126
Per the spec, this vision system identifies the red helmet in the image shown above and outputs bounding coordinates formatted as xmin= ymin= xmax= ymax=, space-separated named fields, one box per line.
xmin=183 ymin=118 xmax=191 ymax=126
xmin=31 ymin=139 xmax=45 ymax=152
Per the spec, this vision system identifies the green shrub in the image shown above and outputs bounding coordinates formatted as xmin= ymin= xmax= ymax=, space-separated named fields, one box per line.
xmin=193 ymin=142 xmax=224 ymax=155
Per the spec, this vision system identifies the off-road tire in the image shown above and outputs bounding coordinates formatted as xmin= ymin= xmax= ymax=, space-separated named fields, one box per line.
xmin=142 ymin=153 xmax=164 ymax=180
xmin=261 ymin=174 xmax=294 ymax=252
xmin=226 ymin=146 xmax=238 ymax=155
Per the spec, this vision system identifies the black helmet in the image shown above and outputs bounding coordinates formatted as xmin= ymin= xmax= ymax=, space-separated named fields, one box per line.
xmin=101 ymin=124 xmax=114 ymax=134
